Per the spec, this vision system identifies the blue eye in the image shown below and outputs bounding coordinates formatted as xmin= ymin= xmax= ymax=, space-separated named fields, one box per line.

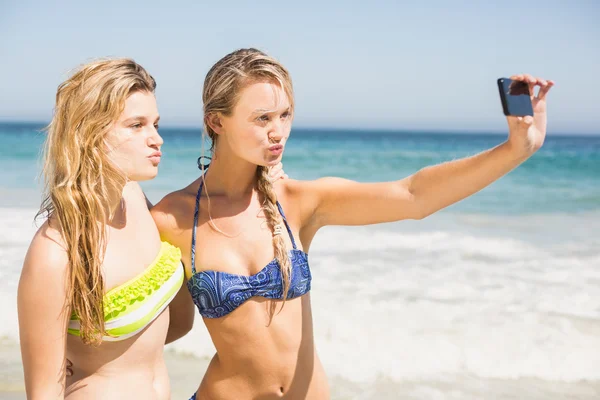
xmin=257 ymin=115 xmax=269 ymax=122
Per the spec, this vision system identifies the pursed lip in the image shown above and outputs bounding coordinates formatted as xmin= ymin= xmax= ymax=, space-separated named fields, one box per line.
xmin=148 ymin=151 xmax=162 ymax=165
xmin=268 ymin=144 xmax=283 ymax=152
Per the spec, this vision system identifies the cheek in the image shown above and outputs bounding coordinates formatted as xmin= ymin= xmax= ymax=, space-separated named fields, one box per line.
xmin=108 ymin=136 xmax=143 ymax=167
xmin=230 ymin=124 xmax=264 ymax=148
xmin=248 ymin=123 xmax=268 ymax=141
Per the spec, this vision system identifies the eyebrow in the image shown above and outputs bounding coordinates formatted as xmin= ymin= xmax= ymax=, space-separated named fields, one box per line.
xmin=123 ymin=115 xmax=160 ymax=123
xmin=251 ymin=107 xmax=290 ymax=115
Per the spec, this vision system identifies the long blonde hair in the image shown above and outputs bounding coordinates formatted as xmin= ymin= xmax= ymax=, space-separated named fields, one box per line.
xmin=202 ymin=48 xmax=295 ymax=299
xmin=38 ymin=58 xmax=156 ymax=345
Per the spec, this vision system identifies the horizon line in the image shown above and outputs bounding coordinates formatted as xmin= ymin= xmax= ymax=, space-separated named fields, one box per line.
xmin=0 ymin=119 xmax=598 ymax=137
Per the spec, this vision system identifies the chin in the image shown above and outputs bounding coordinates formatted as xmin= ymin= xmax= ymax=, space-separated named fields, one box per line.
xmin=263 ymin=156 xmax=283 ymax=167
xmin=130 ymin=169 xmax=159 ymax=182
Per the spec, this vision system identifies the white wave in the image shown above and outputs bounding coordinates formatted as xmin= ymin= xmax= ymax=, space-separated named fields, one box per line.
xmin=167 ymin=224 xmax=600 ymax=383
xmin=3 ymin=207 xmax=600 ymax=383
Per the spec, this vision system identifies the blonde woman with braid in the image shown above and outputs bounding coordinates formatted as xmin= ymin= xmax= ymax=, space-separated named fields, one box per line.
xmin=17 ymin=57 xmax=287 ymax=399
xmin=151 ymin=48 xmax=554 ymax=400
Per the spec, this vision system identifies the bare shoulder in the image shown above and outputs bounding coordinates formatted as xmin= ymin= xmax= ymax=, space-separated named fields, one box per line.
xmin=276 ymin=178 xmax=307 ymax=197
xmin=278 ymin=177 xmax=349 ymax=195
xmin=151 ymin=188 xmax=193 ymax=220
xmin=274 ymin=178 xmax=328 ymax=226
xmin=277 ymin=176 xmax=351 ymax=203
xmin=276 ymin=176 xmax=367 ymax=228
xmin=125 ymin=181 xmax=153 ymax=209
xmin=20 ymin=218 xmax=69 ymax=293
xmin=150 ymin=185 xmax=197 ymax=241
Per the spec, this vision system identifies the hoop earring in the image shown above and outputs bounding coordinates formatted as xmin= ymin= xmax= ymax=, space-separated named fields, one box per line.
xmin=197 ymin=156 xmax=211 ymax=171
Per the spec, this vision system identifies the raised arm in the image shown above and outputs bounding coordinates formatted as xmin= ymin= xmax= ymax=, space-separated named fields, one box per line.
xmin=297 ymin=75 xmax=554 ymax=230
xmin=18 ymin=223 xmax=71 ymax=400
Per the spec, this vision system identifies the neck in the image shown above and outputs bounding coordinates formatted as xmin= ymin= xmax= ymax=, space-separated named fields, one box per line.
xmin=202 ymin=152 xmax=259 ymax=200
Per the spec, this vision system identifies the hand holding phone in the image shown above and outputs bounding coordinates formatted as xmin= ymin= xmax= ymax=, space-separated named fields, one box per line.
xmin=497 ymin=77 xmax=534 ymax=116
xmin=497 ymin=74 xmax=555 ymax=154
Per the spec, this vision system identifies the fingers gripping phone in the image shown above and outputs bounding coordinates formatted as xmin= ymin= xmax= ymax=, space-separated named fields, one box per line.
xmin=497 ymin=78 xmax=534 ymax=116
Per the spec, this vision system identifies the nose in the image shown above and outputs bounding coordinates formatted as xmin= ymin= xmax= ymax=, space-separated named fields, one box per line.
xmin=148 ymin=127 xmax=164 ymax=148
xmin=268 ymin=120 xmax=286 ymax=143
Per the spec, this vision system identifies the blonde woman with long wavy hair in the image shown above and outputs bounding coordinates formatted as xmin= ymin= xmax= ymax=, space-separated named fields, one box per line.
xmin=16 ymin=58 xmax=192 ymax=399
xmin=152 ymin=48 xmax=554 ymax=400
xmin=17 ymin=58 xmax=291 ymax=399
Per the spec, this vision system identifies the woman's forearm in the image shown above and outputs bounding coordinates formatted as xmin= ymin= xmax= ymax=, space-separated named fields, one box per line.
xmin=406 ymin=140 xmax=530 ymax=218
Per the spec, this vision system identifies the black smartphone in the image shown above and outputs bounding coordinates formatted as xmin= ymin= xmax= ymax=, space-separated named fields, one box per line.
xmin=497 ymin=78 xmax=533 ymax=116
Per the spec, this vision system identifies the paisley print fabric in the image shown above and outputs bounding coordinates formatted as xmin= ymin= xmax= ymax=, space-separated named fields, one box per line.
xmin=186 ymin=169 xmax=313 ymax=319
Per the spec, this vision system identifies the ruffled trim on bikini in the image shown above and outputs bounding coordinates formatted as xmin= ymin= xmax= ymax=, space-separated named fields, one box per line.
xmin=70 ymin=242 xmax=182 ymax=321
xmin=103 ymin=242 xmax=182 ymax=319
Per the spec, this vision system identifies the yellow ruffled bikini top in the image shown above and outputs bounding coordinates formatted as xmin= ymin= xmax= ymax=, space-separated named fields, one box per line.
xmin=67 ymin=241 xmax=183 ymax=341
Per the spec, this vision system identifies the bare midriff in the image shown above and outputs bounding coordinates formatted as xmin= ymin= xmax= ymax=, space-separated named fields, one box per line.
xmin=65 ymin=309 xmax=171 ymax=400
xmin=196 ymin=294 xmax=330 ymax=400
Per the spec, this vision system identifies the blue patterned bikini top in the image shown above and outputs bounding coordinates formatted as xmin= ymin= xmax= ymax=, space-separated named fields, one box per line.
xmin=186 ymin=172 xmax=312 ymax=319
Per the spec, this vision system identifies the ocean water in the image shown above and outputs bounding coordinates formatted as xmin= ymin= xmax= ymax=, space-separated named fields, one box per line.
xmin=1 ymin=122 xmax=599 ymax=399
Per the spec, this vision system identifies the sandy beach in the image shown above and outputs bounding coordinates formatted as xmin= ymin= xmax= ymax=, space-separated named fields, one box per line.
xmin=2 ymin=334 xmax=600 ymax=399
xmin=0 ymin=337 xmax=211 ymax=400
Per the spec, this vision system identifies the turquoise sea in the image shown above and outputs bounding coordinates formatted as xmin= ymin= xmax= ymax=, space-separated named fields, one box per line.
xmin=1 ymin=122 xmax=599 ymax=399
xmin=1 ymin=122 xmax=598 ymax=214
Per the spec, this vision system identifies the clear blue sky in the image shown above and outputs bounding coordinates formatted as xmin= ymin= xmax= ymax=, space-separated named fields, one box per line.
xmin=1 ymin=0 xmax=598 ymax=133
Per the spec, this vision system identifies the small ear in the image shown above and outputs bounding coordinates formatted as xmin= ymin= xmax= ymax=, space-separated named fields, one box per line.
xmin=205 ymin=113 xmax=224 ymax=135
